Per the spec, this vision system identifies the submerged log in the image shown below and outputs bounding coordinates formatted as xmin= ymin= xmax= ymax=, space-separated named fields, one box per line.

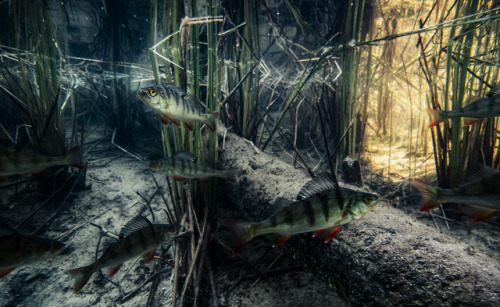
xmin=218 ymin=132 xmax=500 ymax=306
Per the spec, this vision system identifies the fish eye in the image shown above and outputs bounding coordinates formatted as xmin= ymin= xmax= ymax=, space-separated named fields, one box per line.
xmin=363 ymin=196 xmax=374 ymax=204
xmin=149 ymin=88 xmax=156 ymax=97
xmin=169 ymin=226 xmax=178 ymax=232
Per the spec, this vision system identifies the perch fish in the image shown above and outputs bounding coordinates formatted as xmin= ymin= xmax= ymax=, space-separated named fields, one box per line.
xmin=426 ymin=91 xmax=500 ymax=128
xmin=0 ymin=146 xmax=84 ymax=181
xmin=67 ymin=216 xmax=181 ymax=293
xmin=411 ymin=164 xmax=500 ymax=222
xmin=224 ymin=173 xmax=379 ymax=256
xmin=137 ymin=83 xmax=219 ymax=132
xmin=150 ymin=151 xmax=236 ymax=182
xmin=0 ymin=224 xmax=65 ymax=277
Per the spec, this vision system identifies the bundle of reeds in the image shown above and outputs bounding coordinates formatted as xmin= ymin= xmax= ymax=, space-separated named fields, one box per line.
xmin=418 ymin=1 xmax=500 ymax=188
xmin=148 ymin=0 xmax=223 ymax=304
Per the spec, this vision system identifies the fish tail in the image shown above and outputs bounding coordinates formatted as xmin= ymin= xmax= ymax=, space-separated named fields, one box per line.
xmin=411 ymin=179 xmax=442 ymax=211
xmin=205 ymin=112 xmax=219 ymax=133
xmin=425 ymin=108 xmax=446 ymax=128
xmin=223 ymin=220 xmax=255 ymax=257
xmin=66 ymin=146 xmax=85 ymax=169
xmin=224 ymin=167 xmax=237 ymax=182
xmin=67 ymin=265 xmax=94 ymax=293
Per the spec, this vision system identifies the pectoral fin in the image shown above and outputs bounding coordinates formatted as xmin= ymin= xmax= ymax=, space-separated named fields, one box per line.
xmin=271 ymin=234 xmax=292 ymax=247
xmin=173 ymin=176 xmax=185 ymax=182
xmin=320 ymin=225 xmax=342 ymax=243
xmin=164 ymin=114 xmax=181 ymax=127
xmin=142 ymin=249 xmax=157 ymax=263
xmin=184 ymin=122 xmax=194 ymax=131
xmin=465 ymin=205 xmax=500 ymax=223
xmin=159 ymin=115 xmax=170 ymax=125
xmin=108 ymin=264 xmax=122 ymax=276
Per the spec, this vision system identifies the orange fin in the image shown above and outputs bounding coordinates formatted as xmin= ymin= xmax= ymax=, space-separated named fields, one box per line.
xmin=321 ymin=225 xmax=342 ymax=243
xmin=411 ymin=179 xmax=442 ymax=211
xmin=312 ymin=229 xmax=327 ymax=237
xmin=197 ymin=178 xmax=209 ymax=183
xmin=67 ymin=266 xmax=93 ymax=293
xmin=164 ymin=114 xmax=181 ymax=127
xmin=206 ymin=112 xmax=219 ymax=133
xmin=0 ymin=176 xmax=8 ymax=183
xmin=0 ymin=267 xmax=16 ymax=278
xmin=463 ymin=117 xmax=481 ymax=126
xmin=425 ymin=108 xmax=446 ymax=128
xmin=142 ymin=249 xmax=157 ymax=263
xmin=108 ymin=264 xmax=122 ymax=276
xmin=184 ymin=122 xmax=194 ymax=131
xmin=173 ymin=176 xmax=185 ymax=182
xmin=465 ymin=205 xmax=500 ymax=223
xmin=159 ymin=115 xmax=170 ymax=125
xmin=67 ymin=146 xmax=85 ymax=169
xmin=271 ymin=234 xmax=292 ymax=247
xmin=225 ymin=168 xmax=237 ymax=182
xmin=223 ymin=220 xmax=254 ymax=257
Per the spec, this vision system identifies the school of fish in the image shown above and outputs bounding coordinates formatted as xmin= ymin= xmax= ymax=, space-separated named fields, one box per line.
xmin=2 ymin=77 xmax=499 ymax=299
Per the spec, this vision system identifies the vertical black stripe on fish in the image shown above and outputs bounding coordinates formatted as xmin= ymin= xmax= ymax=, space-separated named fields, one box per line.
xmin=191 ymin=160 xmax=197 ymax=176
xmin=270 ymin=215 xmax=278 ymax=227
xmin=105 ymin=248 xmax=119 ymax=263
xmin=488 ymin=96 xmax=495 ymax=113
xmin=180 ymin=158 xmax=186 ymax=174
xmin=122 ymin=237 xmax=133 ymax=256
xmin=302 ymin=198 xmax=316 ymax=226
xmin=318 ymin=192 xmax=330 ymax=222
xmin=281 ymin=207 xmax=294 ymax=225
xmin=137 ymin=228 xmax=148 ymax=250
xmin=345 ymin=197 xmax=354 ymax=213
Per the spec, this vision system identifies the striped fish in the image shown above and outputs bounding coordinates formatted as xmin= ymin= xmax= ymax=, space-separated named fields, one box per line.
xmin=0 ymin=224 xmax=65 ymax=277
xmin=137 ymin=83 xmax=219 ymax=132
xmin=411 ymin=164 xmax=500 ymax=222
xmin=67 ymin=216 xmax=181 ymax=293
xmin=223 ymin=174 xmax=379 ymax=256
xmin=426 ymin=91 xmax=500 ymax=127
xmin=0 ymin=146 xmax=84 ymax=181
xmin=150 ymin=151 xmax=236 ymax=182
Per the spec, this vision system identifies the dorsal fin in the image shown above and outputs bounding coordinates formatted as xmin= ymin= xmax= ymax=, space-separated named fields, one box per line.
xmin=270 ymin=197 xmax=292 ymax=214
xmin=172 ymin=151 xmax=197 ymax=162
xmin=296 ymin=172 xmax=338 ymax=200
xmin=119 ymin=216 xmax=152 ymax=239
xmin=163 ymin=83 xmax=188 ymax=98
xmin=462 ymin=162 xmax=499 ymax=185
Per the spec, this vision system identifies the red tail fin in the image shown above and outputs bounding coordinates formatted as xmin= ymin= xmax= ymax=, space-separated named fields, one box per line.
xmin=224 ymin=167 xmax=238 ymax=182
xmin=425 ymin=108 xmax=446 ymax=128
xmin=411 ymin=179 xmax=442 ymax=211
xmin=205 ymin=112 xmax=219 ymax=133
xmin=223 ymin=219 xmax=254 ymax=257
xmin=67 ymin=146 xmax=85 ymax=169
xmin=67 ymin=266 xmax=94 ymax=293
